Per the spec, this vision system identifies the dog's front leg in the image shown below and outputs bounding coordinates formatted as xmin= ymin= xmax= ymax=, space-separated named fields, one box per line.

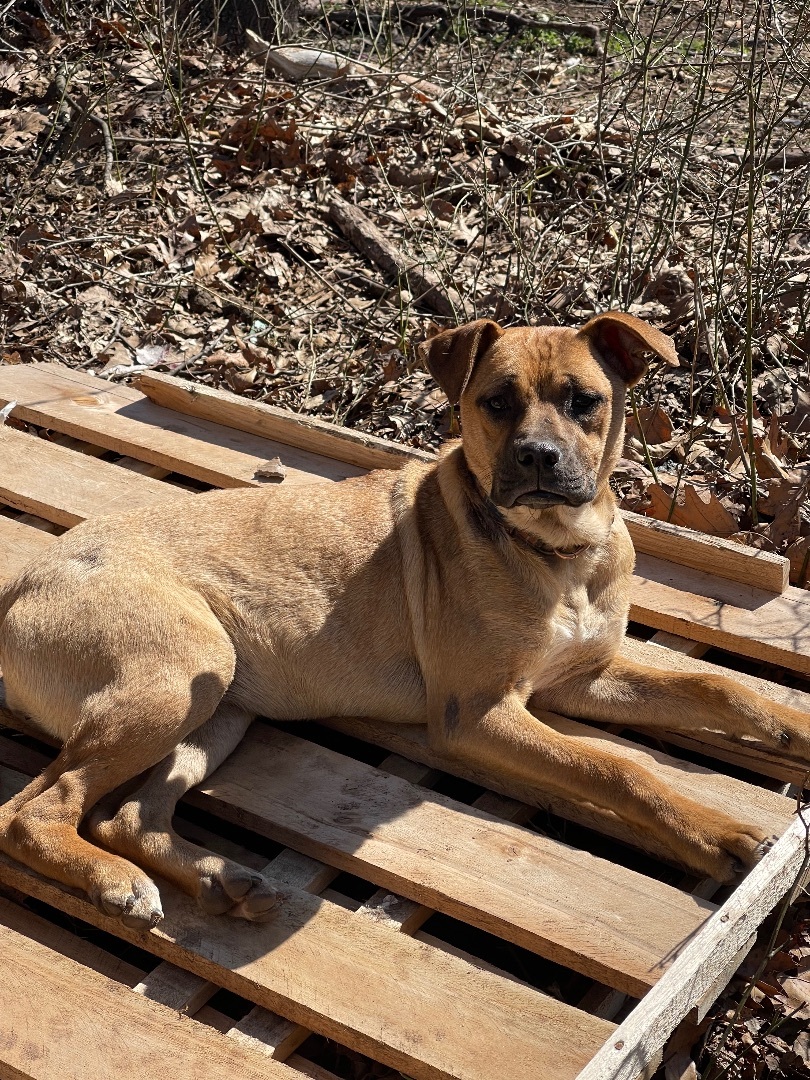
xmin=429 ymin=691 xmax=773 ymax=880
xmin=540 ymin=657 xmax=810 ymax=761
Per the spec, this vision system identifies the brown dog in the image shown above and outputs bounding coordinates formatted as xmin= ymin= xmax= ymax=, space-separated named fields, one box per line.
xmin=0 ymin=312 xmax=807 ymax=929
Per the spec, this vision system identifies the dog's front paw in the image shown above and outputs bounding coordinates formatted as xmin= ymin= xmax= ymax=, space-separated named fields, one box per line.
xmin=773 ymin=721 xmax=810 ymax=765
xmin=90 ymin=872 xmax=164 ymax=929
xmin=198 ymin=862 xmax=278 ymax=921
xmin=696 ymin=821 xmax=777 ymax=882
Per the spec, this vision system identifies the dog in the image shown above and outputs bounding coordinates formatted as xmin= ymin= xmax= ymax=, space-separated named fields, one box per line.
xmin=0 ymin=311 xmax=807 ymax=929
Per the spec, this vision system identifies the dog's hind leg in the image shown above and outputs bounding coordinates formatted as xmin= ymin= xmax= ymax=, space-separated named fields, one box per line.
xmin=88 ymin=703 xmax=278 ymax=921
xmin=0 ymin=664 xmax=232 ymax=927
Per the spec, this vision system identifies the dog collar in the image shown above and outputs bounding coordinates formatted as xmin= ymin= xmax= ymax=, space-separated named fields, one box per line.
xmin=500 ymin=520 xmax=591 ymax=560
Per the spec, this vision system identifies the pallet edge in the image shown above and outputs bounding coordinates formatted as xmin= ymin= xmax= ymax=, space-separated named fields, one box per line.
xmin=574 ymin=811 xmax=810 ymax=1080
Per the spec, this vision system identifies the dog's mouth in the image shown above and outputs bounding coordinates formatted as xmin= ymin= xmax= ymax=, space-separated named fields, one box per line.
xmin=512 ymin=489 xmax=570 ymax=509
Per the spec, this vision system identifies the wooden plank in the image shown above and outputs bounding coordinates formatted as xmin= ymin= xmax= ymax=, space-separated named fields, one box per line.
xmin=195 ymin=1006 xmax=343 ymax=1080
xmin=0 ymin=830 xmax=613 ymax=1080
xmin=133 ymin=963 xmax=216 ymax=1014
xmin=0 ymin=895 xmax=144 ymax=986
xmin=225 ymin=761 xmax=529 ymax=1062
xmin=0 ymin=918 xmax=295 ymax=1080
xmin=575 ymin=811 xmax=810 ymax=1080
xmin=623 ymin=510 xmax=788 ymax=594
xmin=634 ymin=724 xmax=809 ymax=786
xmin=227 ymin=781 xmax=539 ymax=1061
xmin=630 ymin=553 xmax=810 ymax=673
xmin=0 ymin=515 xmax=57 ymax=580
xmin=646 ymin=631 xmax=710 ymax=658
xmin=319 ymin=712 xmax=792 ymax=868
xmin=192 ymin=724 xmax=718 ymax=996
xmin=0 ymin=751 xmax=608 ymax=1074
xmin=285 ymin=1056 xmax=344 ymax=1080
xmin=0 ymin=426 xmax=182 ymax=527
xmin=136 ymin=369 xmax=435 ymax=472
xmin=131 ymin=754 xmax=433 ymax=1025
xmin=0 ymin=363 xmax=363 ymax=488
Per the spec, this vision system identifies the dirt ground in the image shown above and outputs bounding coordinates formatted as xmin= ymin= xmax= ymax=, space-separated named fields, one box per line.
xmin=1 ymin=1 xmax=810 ymax=1076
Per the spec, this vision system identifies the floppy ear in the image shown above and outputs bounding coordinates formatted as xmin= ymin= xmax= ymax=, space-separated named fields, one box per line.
xmin=578 ymin=311 xmax=678 ymax=387
xmin=417 ymin=319 xmax=504 ymax=405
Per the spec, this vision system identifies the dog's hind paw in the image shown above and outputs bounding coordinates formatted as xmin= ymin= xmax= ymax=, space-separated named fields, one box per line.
xmin=91 ymin=875 xmax=164 ymax=929
xmin=198 ymin=863 xmax=278 ymax=921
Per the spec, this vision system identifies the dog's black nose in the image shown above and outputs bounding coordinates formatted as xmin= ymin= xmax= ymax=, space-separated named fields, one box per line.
xmin=515 ymin=441 xmax=561 ymax=471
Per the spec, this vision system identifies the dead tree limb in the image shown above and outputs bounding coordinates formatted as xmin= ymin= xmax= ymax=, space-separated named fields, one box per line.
xmin=329 ymin=198 xmax=462 ymax=319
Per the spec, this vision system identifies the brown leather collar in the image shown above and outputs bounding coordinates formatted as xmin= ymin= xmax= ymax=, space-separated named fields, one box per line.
xmin=501 ymin=519 xmax=591 ymax=559
xmin=461 ymin=459 xmax=595 ymax=560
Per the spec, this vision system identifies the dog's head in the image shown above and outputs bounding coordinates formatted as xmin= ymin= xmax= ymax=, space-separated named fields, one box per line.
xmin=418 ymin=313 xmax=677 ymax=541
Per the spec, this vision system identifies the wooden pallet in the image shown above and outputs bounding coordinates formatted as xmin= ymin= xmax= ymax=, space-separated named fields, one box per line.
xmin=0 ymin=361 xmax=808 ymax=1080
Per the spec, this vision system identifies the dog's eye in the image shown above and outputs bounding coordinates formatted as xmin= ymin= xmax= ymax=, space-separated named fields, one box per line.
xmin=485 ymin=396 xmax=509 ymax=413
xmin=570 ymin=392 xmax=603 ymax=417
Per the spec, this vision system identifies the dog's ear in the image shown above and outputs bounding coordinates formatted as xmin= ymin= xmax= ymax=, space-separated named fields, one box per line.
xmin=417 ymin=319 xmax=504 ymax=405
xmin=578 ymin=312 xmax=678 ymax=387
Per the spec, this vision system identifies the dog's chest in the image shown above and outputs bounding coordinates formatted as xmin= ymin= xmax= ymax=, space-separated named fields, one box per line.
xmin=527 ymin=594 xmax=616 ymax=690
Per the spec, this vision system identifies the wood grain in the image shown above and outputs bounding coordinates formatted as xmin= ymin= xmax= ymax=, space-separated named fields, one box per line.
xmin=0 ymin=426 xmax=182 ymax=527
xmin=575 ymin=812 xmax=810 ymax=1080
xmin=193 ymin=723 xmax=717 ymax=996
xmin=623 ymin=510 xmax=788 ymax=594
xmin=0 ymin=363 xmax=362 ymax=487
xmin=0 ymin=895 xmax=144 ymax=986
xmin=630 ymin=554 xmax=810 ymax=673
xmin=223 ymin=760 xmax=525 ymax=1063
xmin=136 ymin=369 xmax=435 ymax=472
xmin=0 ymin=800 xmax=613 ymax=1080
xmin=0 ymin=915 xmax=293 ymax=1080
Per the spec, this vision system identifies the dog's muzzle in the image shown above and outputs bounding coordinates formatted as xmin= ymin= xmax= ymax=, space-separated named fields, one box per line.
xmin=491 ymin=438 xmax=596 ymax=510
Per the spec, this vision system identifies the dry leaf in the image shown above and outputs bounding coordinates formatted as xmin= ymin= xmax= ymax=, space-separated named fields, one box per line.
xmin=756 ymin=471 xmax=806 ymax=516
xmin=794 ymin=1031 xmax=810 ymax=1064
xmin=626 ymin=404 xmax=673 ymax=445
xmin=776 ymin=975 xmax=810 ymax=1020
xmin=646 ymin=483 xmax=740 ymax=536
xmin=783 ymin=388 xmax=810 ymax=435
